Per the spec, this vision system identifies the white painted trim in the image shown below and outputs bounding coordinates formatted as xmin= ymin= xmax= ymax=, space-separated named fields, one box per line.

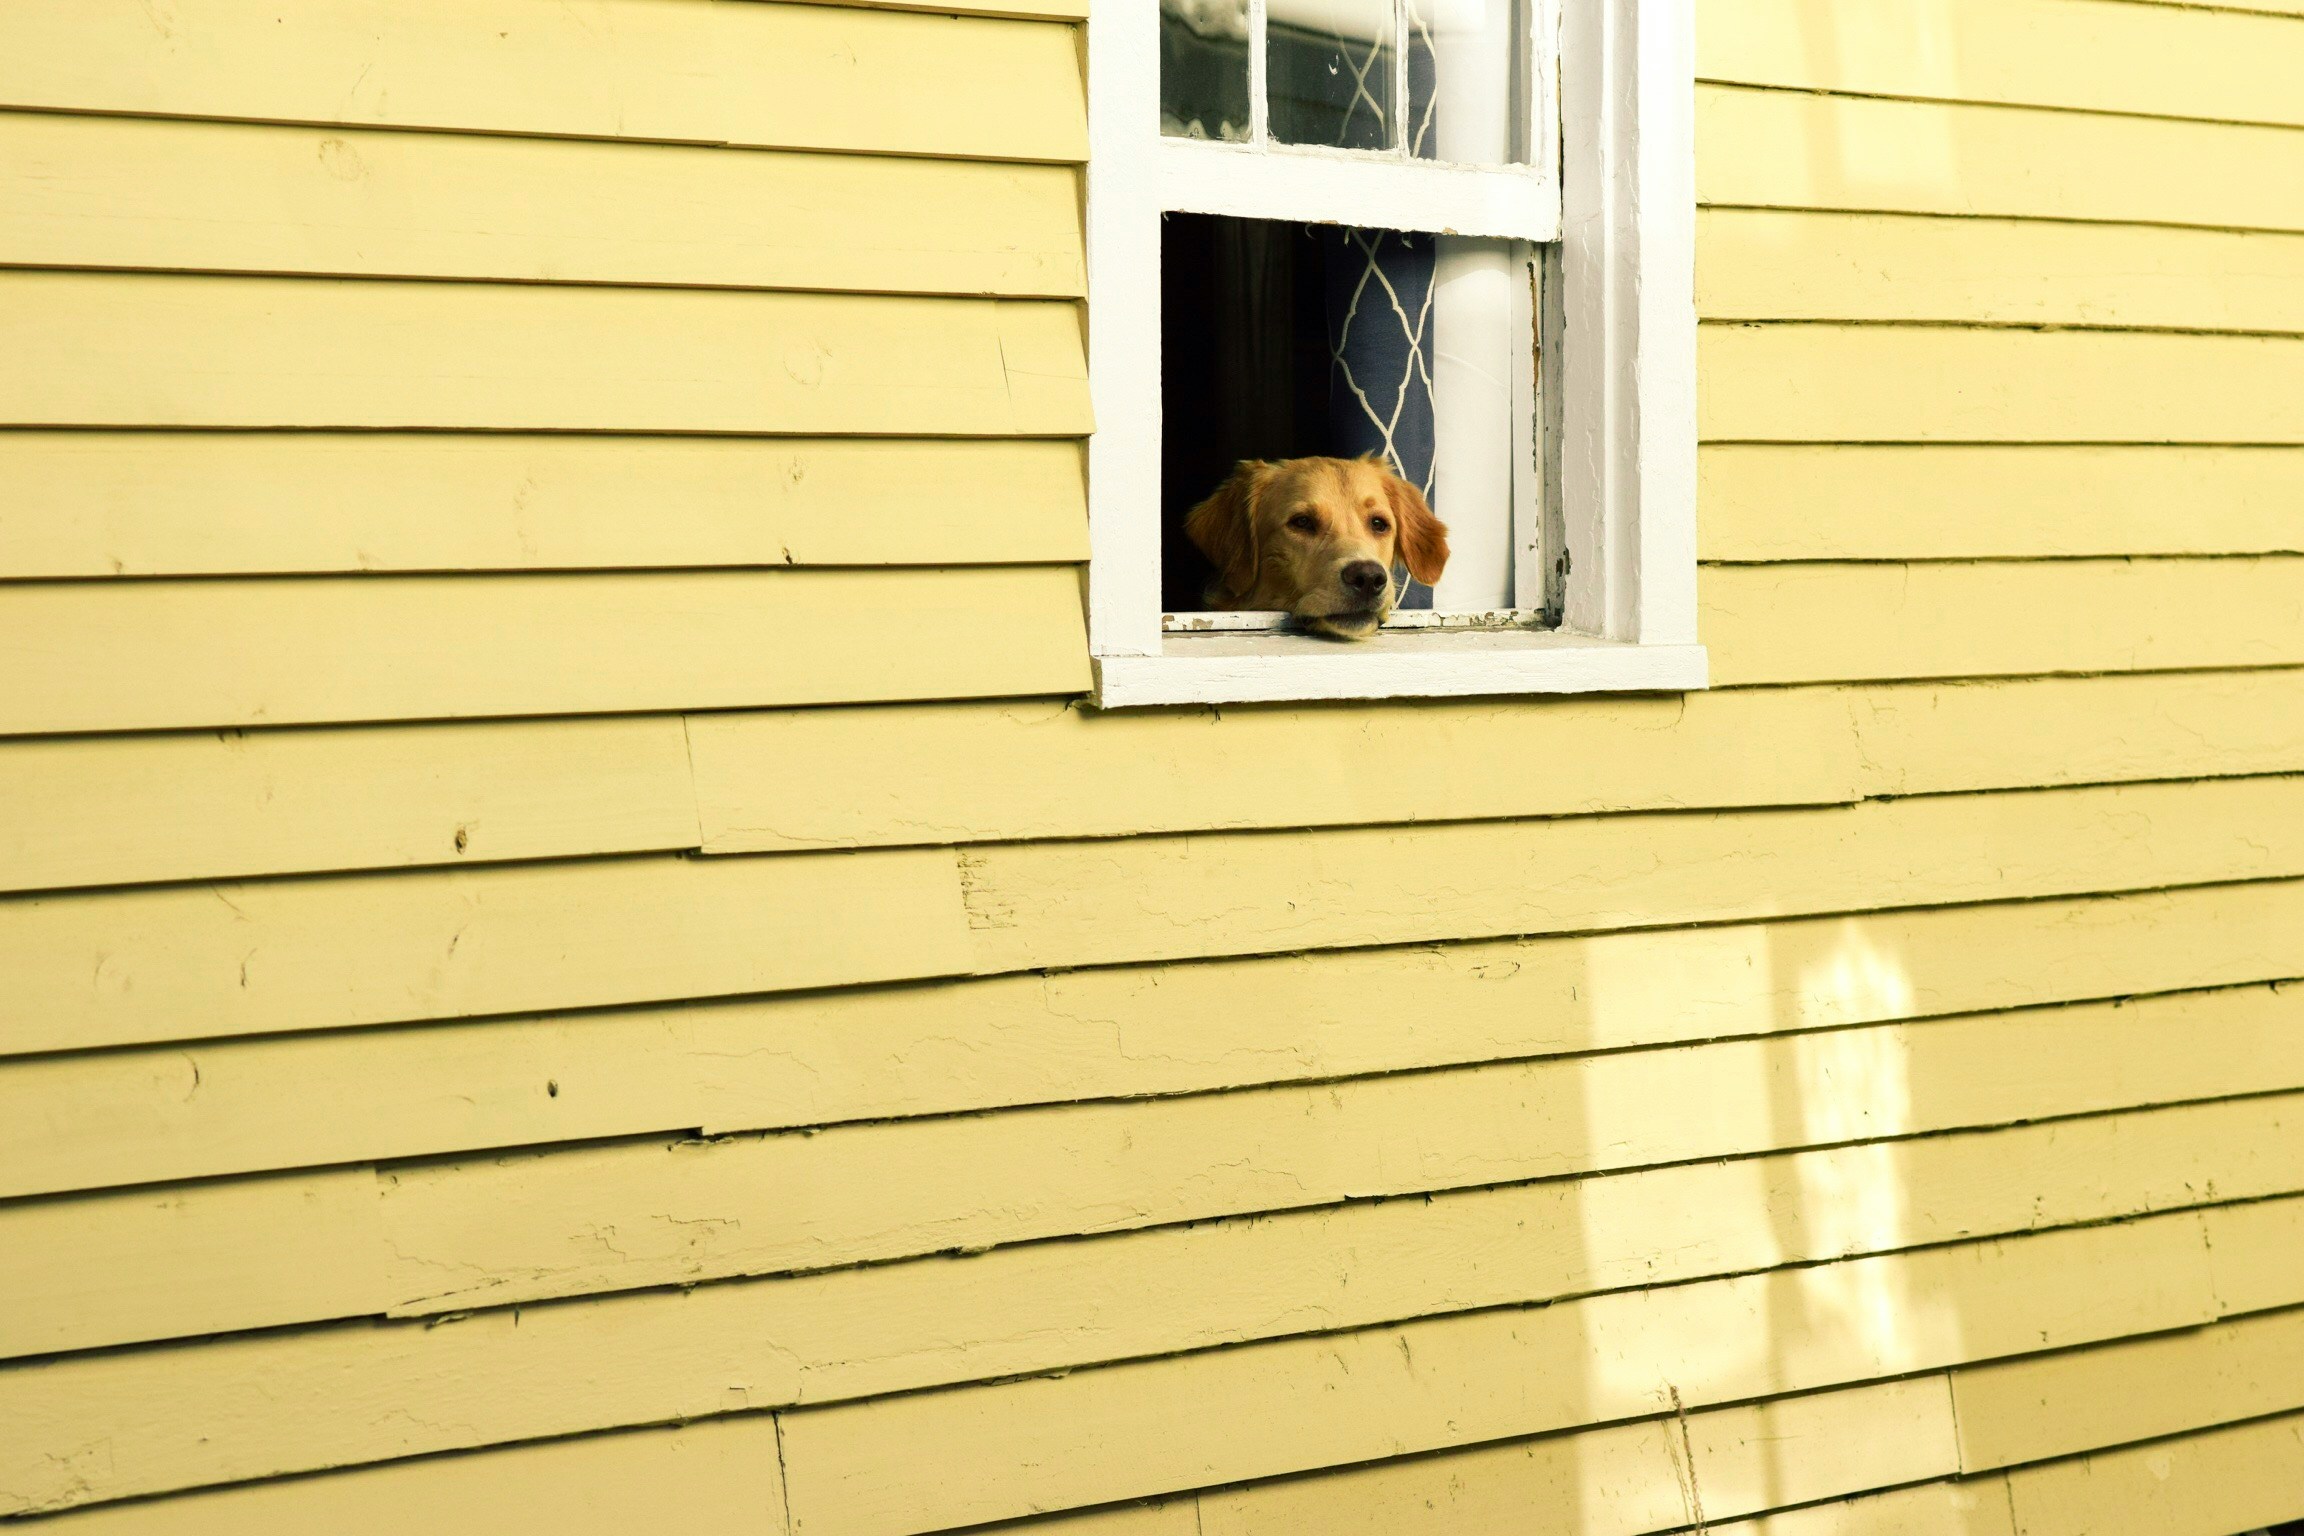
xmin=1556 ymin=0 xmax=1699 ymax=644
xmin=1160 ymin=138 xmax=1559 ymax=242
xmin=1097 ymin=633 xmax=1708 ymax=707
xmin=1086 ymin=0 xmax=1701 ymax=701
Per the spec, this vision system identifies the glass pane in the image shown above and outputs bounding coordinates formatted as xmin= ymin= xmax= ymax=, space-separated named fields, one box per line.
xmin=1268 ymin=0 xmax=1398 ymax=152
xmin=1409 ymin=0 xmax=1526 ymax=163
xmin=1161 ymin=0 xmax=1251 ymax=142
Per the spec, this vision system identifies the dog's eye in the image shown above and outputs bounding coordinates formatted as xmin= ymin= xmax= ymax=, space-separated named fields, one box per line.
xmin=1286 ymin=513 xmax=1319 ymax=533
xmin=1369 ymin=516 xmax=1392 ymax=534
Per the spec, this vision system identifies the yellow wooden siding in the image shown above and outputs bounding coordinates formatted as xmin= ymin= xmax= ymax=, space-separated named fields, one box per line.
xmin=1701 ymin=0 xmax=2304 ymax=127
xmin=15 ymin=1419 xmax=790 ymax=1536
xmin=0 ymin=434 xmax=1087 ymax=578
xmin=10 ymin=1029 xmax=2300 ymax=1356
xmin=9 ymin=886 xmax=2303 ymax=1200
xmin=1699 ymin=86 xmax=2304 ymax=231
xmin=0 ymin=274 xmax=1089 ymax=435
xmin=0 ymin=717 xmax=701 ymax=893
xmin=2005 ymin=1412 xmax=2304 ymax=1536
xmin=0 ymin=0 xmax=1087 ymax=161
xmin=1701 ymin=210 xmax=2304 ymax=331
xmin=0 ymin=569 xmax=1090 ymax=735
xmin=10 ymin=0 xmax=2304 ymax=1529
xmin=956 ymin=776 xmax=2304 ymax=972
xmin=1700 ymin=446 xmax=2304 ymax=560
xmin=0 ymin=847 xmax=975 ymax=1057
xmin=771 ymin=1213 xmax=2221 ymax=1535
xmin=1702 ymin=326 xmax=2304 ymax=443
xmin=0 ymin=1169 xmax=2280 ymax=1515
xmin=0 ymin=113 xmax=1085 ymax=297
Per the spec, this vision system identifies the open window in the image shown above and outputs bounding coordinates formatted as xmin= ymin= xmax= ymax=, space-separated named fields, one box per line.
xmin=1087 ymin=0 xmax=1706 ymax=705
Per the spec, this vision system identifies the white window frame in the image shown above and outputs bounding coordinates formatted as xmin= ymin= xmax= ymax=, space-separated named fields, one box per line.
xmin=1085 ymin=0 xmax=1706 ymax=706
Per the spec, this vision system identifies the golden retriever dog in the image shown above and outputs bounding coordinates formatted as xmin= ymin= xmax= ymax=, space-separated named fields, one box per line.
xmin=1184 ymin=455 xmax=1450 ymax=639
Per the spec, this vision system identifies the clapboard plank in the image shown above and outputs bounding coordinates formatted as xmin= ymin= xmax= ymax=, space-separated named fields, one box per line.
xmin=356 ymin=998 xmax=2304 ymax=1317
xmin=1702 ymin=325 xmax=2304 ymax=443
xmin=956 ymin=775 xmax=2304 ymax=973
xmin=1701 ymin=210 xmax=2304 ymax=332
xmin=1702 ymin=0 xmax=2304 ymax=129
xmin=1704 ymin=1480 xmax=2018 ymax=1536
xmin=18 ymin=1419 xmax=790 ymax=1536
xmin=1853 ymin=671 xmax=2304 ymax=796
xmin=1700 ymin=86 xmax=2304 ymax=233
xmin=772 ymin=1214 xmax=2215 ymax=1535
xmin=0 ymin=567 xmax=1091 ymax=735
xmin=0 ymin=847 xmax=971 ymax=1058
xmin=9 ymin=883 xmax=2304 ymax=1199
xmin=0 ymin=434 xmax=1087 ymax=578
xmin=0 ymin=717 xmax=699 ymax=895
xmin=1195 ymin=1376 xmax=1958 ymax=1536
xmin=0 ymin=113 xmax=1084 ymax=296
xmin=1702 ymin=559 xmax=2304 ymax=685
xmin=2203 ymin=1193 xmax=2304 ymax=1317
xmin=0 ymin=1170 xmax=389 ymax=1359
xmin=2004 ymin=1410 xmax=2304 ymax=1536
xmin=0 ymin=273 xmax=1090 ymax=434
xmin=1953 ymin=1294 xmax=2304 ymax=1472
xmin=0 ymin=1165 xmax=2228 ymax=1515
xmin=689 ymin=686 xmax=1860 ymax=854
xmin=1700 ymin=445 xmax=2304 ymax=560
xmin=0 ymin=0 xmax=1085 ymax=162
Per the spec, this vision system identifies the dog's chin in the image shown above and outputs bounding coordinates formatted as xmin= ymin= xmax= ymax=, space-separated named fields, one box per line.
xmin=1300 ymin=606 xmax=1385 ymax=641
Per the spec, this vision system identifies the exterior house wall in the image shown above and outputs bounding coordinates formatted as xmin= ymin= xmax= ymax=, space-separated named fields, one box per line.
xmin=3 ymin=0 xmax=2303 ymax=1531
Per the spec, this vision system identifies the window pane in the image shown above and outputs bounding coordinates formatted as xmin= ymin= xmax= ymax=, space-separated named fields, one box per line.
xmin=1410 ymin=0 xmax=1526 ymax=164
xmin=1161 ymin=0 xmax=1251 ymax=142
xmin=1269 ymin=0 xmax=1398 ymax=152
xmin=1162 ymin=214 xmax=1537 ymax=624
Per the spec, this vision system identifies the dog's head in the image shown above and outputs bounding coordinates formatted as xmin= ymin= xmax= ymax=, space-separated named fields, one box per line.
xmin=1183 ymin=455 xmax=1450 ymax=639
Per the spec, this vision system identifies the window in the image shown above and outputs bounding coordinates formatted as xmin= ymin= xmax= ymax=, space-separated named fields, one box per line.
xmin=1085 ymin=0 xmax=1706 ymax=705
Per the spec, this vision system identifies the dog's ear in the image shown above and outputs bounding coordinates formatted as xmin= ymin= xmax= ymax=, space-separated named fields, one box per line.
xmin=1184 ymin=460 xmax=1271 ymax=603
xmin=1378 ymin=463 xmax=1450 ymax=585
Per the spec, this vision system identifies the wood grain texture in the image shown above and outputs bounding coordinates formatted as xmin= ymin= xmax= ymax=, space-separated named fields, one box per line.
xmin=1701 ymin=560 xmax=2304 ymax=684
xmin=0 ymin=273 xmax=1090 ymax=434
xmin=0 ymin=433 xmax=1087 ymax=578
xmin=0 ymin=847 xmax=972 ymax=1058
xmin=0 ymin=1161 xmax=2234 ymax=1515
xmin=0 ymin=112 xmax=1085 ymax=297
xmin=956 ymin=776 xmax=2304 ymax=973
xmin=772 ymin=1213 xmax=2216 ymax=1535
xmin=689 ymin=687 xmax=1860 ymax=854
xmin=1700 ymin=210 xmax=2304 ymax=332
xmin=1702 ymin=325 xmax=2304 ymax=443
xmin=1701 ymin=0 xmax=2304 ymax=128
xmin=0 ymin=0 xmax=1085 ymax=161
xmin=1700 ymin=86 xmax=2304 ymax=233
xmin=2004 ymin=1410 xmax=2304 ymax=1536
xmin=12 ymin=1419 xmax=789 ymax=1536
xmin=12 ymin=882 xmax=2304 ymax=1200
xmin=1851 ymin=671 xmax=2304 ymax=796
xmin=0 ymin=717 xmax=699 ymax=895
xmin=0 ymin=567 xmax=1091 ymax=735
xmin=1953 ymin=1297 xmax=2304 ymax=1472
xmin=1700 ymin=445 xmax=2304 ymax=560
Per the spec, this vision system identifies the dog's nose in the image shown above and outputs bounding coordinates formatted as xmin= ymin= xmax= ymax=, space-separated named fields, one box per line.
xmin=1340 ymin=561 xmax=1388 ymax=599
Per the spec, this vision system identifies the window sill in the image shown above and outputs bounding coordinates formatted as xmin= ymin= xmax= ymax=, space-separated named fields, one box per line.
xmin=1091 ymin=631 xmax=1709 ymax=708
